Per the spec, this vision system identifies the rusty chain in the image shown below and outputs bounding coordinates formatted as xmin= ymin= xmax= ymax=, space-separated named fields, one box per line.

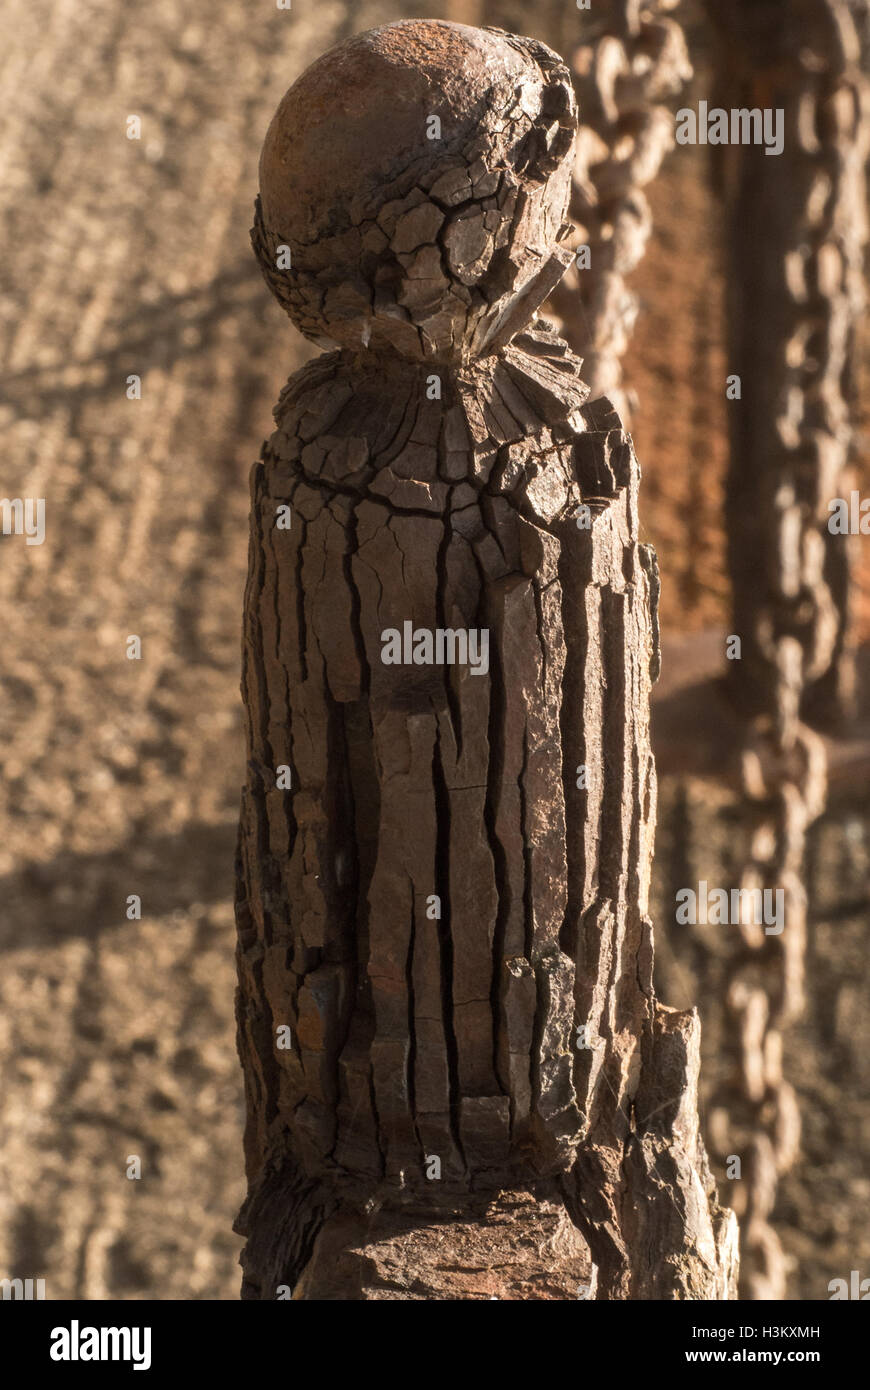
xmin=549 ymin=0 xmax=692 ymax=424
xmin=707 ymin=710 xmax=827 ymax=1299
xmin=703 ymin=0 xmax=870 ymax=1300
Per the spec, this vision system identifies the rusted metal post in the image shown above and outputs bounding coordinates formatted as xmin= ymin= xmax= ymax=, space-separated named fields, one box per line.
xmin=233 ymin=18 xmax=736 ymax=1300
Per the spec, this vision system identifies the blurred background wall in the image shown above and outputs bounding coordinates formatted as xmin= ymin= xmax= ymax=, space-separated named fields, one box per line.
xmin=0 ymin=0 xmax=866 ymax=1298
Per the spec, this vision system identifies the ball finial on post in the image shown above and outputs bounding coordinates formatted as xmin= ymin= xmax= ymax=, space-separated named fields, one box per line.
xmin=253 ymin=20 xmax=578 ymax=362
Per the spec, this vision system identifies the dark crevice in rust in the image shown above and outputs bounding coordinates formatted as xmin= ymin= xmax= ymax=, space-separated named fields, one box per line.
xmin=432 ymin=712 xmax=466 ymax=1170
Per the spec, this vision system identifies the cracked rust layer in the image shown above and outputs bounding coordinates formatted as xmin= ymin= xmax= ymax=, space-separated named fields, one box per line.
xmin=234 ymin=19 xmax=736 ymax=1300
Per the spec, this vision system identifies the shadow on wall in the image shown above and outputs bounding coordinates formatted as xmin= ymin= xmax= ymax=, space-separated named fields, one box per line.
xmin=0 ymin=820 xmax=238 ymax=950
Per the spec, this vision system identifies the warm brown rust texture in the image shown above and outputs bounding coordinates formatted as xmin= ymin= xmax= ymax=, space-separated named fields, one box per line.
xmin=234 ymin=18 xmax=736 ymax=1300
